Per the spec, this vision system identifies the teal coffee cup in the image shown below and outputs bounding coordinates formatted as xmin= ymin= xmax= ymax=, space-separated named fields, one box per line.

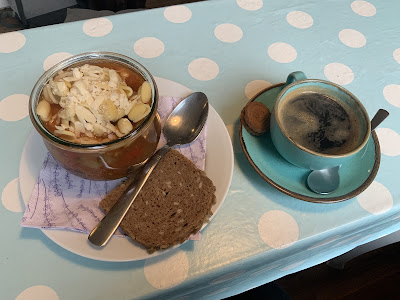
xmin=270 ymin=71 xmax=371 ymax=170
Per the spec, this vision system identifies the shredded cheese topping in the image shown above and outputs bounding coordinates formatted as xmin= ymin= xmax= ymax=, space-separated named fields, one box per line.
xmin=36 ymin=64 xmax=152 ymax=142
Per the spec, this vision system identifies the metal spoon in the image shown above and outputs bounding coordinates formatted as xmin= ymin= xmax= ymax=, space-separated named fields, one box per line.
xmin=88 ymin=92 xmax=209 ymax=247
xmin=307 ymin=109 xmax=389 ymax=195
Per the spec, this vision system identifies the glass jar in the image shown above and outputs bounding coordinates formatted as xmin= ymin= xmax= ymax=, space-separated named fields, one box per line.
xmin=29 ymin=52 xmax=161 ymax=180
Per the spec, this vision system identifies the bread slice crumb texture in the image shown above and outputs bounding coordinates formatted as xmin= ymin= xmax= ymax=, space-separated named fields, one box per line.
xmin=100 ymin=149 xmax=216 ymax=253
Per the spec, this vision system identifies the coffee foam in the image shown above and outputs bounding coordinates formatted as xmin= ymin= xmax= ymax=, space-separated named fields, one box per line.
xmin=278 ymin=87 xmax=361 ymax=155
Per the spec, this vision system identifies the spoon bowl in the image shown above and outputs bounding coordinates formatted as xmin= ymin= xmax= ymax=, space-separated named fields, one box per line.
xmin=164 ymin=92 xmax=209 ymax=145
xmin=88 ymin=92 xmax=209 ymax=246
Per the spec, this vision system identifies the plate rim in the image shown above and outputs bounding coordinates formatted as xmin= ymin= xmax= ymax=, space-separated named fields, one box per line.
xmin=239 ymin=83 xmax=381 ymax=203
xmin=19 ymin=77 xmax=234 ymax=261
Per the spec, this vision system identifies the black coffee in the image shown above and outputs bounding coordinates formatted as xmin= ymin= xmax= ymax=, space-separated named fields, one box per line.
xmin=279 ymin=91 xmax=361 ymax=155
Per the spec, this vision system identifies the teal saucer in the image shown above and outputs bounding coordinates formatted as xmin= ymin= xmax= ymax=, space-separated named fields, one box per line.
xmin=239 ymin=83 xmax=380 ymax=203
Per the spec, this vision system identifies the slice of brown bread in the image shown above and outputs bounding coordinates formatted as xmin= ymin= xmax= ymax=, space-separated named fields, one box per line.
xmin=100 ymin=148 xmax=216 ymax=253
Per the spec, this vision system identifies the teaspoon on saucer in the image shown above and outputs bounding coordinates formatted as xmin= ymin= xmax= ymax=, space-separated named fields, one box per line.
xmin=307 ymin=109 xmax=389 ymax=195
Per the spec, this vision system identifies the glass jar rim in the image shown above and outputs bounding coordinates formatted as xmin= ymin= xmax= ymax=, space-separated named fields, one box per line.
xmin=29 ymin=51 xmax=159 ymax=150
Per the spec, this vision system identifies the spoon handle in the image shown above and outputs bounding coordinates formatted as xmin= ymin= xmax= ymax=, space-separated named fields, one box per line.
xmin=88 ymin=145 xmax=171 ymax=247
xmin=371 ymin=109 xmax=389 ymax=131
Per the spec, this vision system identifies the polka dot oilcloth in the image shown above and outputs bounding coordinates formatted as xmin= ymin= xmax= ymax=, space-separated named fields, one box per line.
xmin=0 ymin=32 xmax=26 ymax=53
xmin=351 ymin=1 xmax=376 ymax=17
xmin=1 ymin=177 xmax=22 ymax=212
xmin=286 ymin=11 xmax=313 ymax=29
xmin=0 ymin=94 xmax=29 ymax=121
xmin=324 ymin=63 xmax=354 ymax=85
xmin=82 ymin=17 xmax=113 ymax=37
xmin=134 ymin=37 xmax=165 ymax=58
xmin=43 ymin=52 xmax=73 ymax=71
xmin=164 ymin=5 xmax=192 ymax=23
xmin=214 ymin=24 xmax=243 ymax=43
xmin=376 ymin=128 xmax=400 ymax=156
xmin=268 ymin=42 xmax=297 ymax=63
xmin=188 ymin=58 xmax=219 ymax=81
xmin=1 ymin=0 xmax=400 ymax=299
xmin=15 ymin=286 xmax=58 ymax=300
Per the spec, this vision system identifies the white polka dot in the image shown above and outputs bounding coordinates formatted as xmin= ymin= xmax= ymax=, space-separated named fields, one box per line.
xmin=357 ymin=181 xmax=393 ymax=214
xmin=16 ymin=285 xmax=58 ymax=300
xmin=245 ymin=80 xmax=272 ymax=99
xmin=324 ymin=63 xmax=354 ymax=85
xmin=307 ymin=235 xmax=341 ymax=250
xmin=258 ymin=210 xmax=299 ymax=249
xmin=82 ymin=17 xmax=113 ymax=37
xmin=236 ymin=0 xmax=263 ymax=11
xmin=280 ymin=260 xmax=306 ymax=271
xmin=383 ymin=84 xmax=400 ymax=108
xmin=0 ymin=32 xmax=26 ymax=53
xmin=144 ymin=250 xmax=189 ymax=289
xmin=375 ymin=128 xmax=400 ymax=156
xmin=134 ymin=37 xmax=165 ymax=59
xmin=226 ymin=124 xmax=242 ymax=153
xmin=351 ymin=1 xmax=376 ymax=17
xmin=0 ymin=94 xmax=29 ymax=121
xmin=214 ymin=24 xmax=243 ymax=43
xmin=286 ymin=11 xmax=313 ymax=29
xmin=394 ymin=49 xmax=400 ymax=64
xmin=339 ymin=29 xmax=366 ymax=48
xmin=188 ymin=58 xmax=219 ymax=81
xmin=1 ymin=178 xmax=22 ymax=212
xmin=210 ymin=271 xmax=245 ymax=284
xmin=43 ymin=52 xmax=73 ymax=71
xmin=164 ymin=5 xmax=192 ymax=23
xmin=268 ymin=42 xmax=297 ymax=63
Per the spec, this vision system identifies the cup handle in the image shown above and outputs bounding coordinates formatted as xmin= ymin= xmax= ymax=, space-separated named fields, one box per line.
xmin=285 ymin=71 xmax=307 ymax=86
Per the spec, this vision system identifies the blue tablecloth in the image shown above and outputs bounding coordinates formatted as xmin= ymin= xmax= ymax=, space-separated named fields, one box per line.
xmin=1 ymin=0 xmax=400 ymax=299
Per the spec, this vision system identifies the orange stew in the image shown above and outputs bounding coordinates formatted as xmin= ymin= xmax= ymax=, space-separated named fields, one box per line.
xmin=37 ymin=62 xmax=160 ymax=180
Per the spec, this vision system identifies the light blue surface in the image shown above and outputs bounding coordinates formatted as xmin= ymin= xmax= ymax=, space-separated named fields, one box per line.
xmin=1 ymin=0 xmax=400 ymax=299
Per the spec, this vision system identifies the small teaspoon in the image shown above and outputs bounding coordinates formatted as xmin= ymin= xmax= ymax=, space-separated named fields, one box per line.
xmin=307 ymin=109 xmax=389 ymax=195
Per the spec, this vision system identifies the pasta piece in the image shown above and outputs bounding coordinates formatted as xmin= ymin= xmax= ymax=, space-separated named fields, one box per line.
xmin=122 ymin=85 xmax=133 ymax=97
xmin=117 ymin=118 xmax=133 ymax=134
xmin=115 ymin=130 xmax=125 ymax=138
xmin=140 ymin=81 xmax=152 ymax=103
xmin=128 ymin=103 xmax=151 ymax=123
xmin=36 ymin=100 xmax=51 ymax=122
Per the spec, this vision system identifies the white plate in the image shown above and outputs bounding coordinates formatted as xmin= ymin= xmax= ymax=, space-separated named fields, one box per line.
xmin=19 ymin=77 xmax=234 ymax=262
